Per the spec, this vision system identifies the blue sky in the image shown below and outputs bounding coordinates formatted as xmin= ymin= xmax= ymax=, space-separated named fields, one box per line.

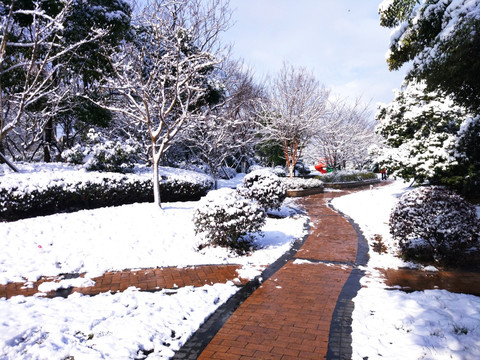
xmin=222 ymin=0 xmax=407 ymax=110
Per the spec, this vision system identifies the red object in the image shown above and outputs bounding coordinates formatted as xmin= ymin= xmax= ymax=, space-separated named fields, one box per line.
xmin=315 ymin=159 xmax=328 ymax=174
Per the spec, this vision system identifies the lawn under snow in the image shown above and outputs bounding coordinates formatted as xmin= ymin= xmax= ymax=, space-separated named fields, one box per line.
xmin=332 ymin=181 xmax=480 ymax=360
xmin=1 ymin=285 xmax=237 ymax=359
xmin=0 ymin=163 xmax=308 ymax=359
xmin=0 ymin=200 xmax=306 ymax=285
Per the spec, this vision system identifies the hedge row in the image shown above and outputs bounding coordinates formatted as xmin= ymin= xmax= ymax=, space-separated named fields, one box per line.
xmin=1 ymin=176 xmax=213 ymax=222
xmin=318 ymin=171 xmax=377 ymax=183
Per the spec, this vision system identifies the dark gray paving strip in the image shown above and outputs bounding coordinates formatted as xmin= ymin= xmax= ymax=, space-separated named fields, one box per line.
xmin=326 ymin=203 xmax=369 ymax=360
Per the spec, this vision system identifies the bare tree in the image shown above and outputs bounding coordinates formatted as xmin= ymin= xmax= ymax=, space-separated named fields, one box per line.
xmin=256 ymin=63 xmax=329 ymax=177
xmin=305 ymin=97 xmax=376 ymax=170
xmin=98 ymin=0 xmax=231 ymax=207
xmin=184 ymin=113 xmax=237 ymax=189
xmin=223 ymin=61 xmax=265 ymax=173
xmin=0 ymin=0 xmax=106 ymax=170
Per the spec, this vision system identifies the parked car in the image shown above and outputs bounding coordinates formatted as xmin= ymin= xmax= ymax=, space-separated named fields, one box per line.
xmin=294 ymin=161 xmax=311 ymax=177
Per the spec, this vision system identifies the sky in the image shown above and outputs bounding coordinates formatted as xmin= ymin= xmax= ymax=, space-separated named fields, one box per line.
xmin=222 ymin=0 xmax=407 ymax=112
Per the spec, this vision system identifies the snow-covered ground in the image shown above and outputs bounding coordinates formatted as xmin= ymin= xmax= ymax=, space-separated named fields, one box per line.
xmin=0 ymin=163 xmax=308 ymax=359
xmin=1 ymin=285 xmax=237 ymax=359
xmin=2 ymin=164 xmax=480 ymax=359
xmin=332 ymin=181 xmax=480 ymax=360
xmin=0 ymin=200 xmax=306 ymax=285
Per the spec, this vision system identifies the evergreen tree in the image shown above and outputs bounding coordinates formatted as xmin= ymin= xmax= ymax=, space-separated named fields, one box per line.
xmin=380 ymin=0 xmax=480 ymax=113
xmin=378 ymin=0 xmax=480 ymax=197
xmin=376 ymin=82 xmax=467 ymax=183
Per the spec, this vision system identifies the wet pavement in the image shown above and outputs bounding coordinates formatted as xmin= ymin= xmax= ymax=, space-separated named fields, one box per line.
xmin=0 ymin=265 xmax=249 ymax=299
xmin=381 ymin=267 xmax=480 ymax=296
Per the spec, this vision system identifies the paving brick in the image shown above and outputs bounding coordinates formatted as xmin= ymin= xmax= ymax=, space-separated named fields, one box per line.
xmin=0 ymin=264 xmax=248 ymax=299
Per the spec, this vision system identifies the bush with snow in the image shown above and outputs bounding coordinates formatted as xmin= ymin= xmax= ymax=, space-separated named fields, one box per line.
xmin=281 ymin=177 xmax=324 ymax=191
xmin=319 ymin=170 xmax=377 ymax=183
xmin=238 ymin=169 xmax=287 ymax=211
xmin=247 ymin=164 xmax=264 ymax=173
xmin=62 ymin=129 xmax=142 ymax=173
xmin=272 ymin=166 xmax=287 ymax=177
xmin=193 ymin=188 xmax=266 ymax=254
xmin=390 ymin=186 xmax=480 ymax=265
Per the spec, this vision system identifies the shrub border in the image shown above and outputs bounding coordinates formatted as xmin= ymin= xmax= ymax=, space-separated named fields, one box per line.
xmin=323 ymin=178 xmax=381 ymax=189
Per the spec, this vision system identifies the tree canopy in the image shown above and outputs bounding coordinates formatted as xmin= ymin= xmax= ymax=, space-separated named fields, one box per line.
xmin=379 ymin=0 xmax=480 ymax=113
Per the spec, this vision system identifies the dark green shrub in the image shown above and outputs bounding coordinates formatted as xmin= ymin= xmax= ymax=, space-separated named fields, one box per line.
xmin=0 ymin=175 xmax=213 ymax=222
xmin=318 ymin=170 xmax=377 ymax=183
xmin=390 ymin=186 xmax=480 ymax=266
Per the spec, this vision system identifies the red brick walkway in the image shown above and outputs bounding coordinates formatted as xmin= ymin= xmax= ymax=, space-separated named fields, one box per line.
xmin=198 ymin=191 xmax=359 ymax=359
xmin=0 ymin=265 xmax=249 ymax=299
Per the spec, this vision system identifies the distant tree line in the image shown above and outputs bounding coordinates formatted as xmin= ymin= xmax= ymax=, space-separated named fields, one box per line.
xmin=0 ymin=0 xmax=379 ymax=206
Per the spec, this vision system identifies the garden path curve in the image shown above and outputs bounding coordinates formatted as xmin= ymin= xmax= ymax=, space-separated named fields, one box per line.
xmin=174 ymin=188 xmax=370 ymax=360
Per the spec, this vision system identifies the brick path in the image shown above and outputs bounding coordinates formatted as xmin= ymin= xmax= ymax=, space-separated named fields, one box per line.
xmin=194 ymin=191 xmax=363 ymax=360
xmin=0 ymin=265 xmax=249 ymax=299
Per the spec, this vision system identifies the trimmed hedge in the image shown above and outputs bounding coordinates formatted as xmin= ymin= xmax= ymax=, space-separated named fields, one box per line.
xmin=1 ymin=176 xmax=213 ymax=222
xmin=318 ymin=170 xmax=377 ymax=183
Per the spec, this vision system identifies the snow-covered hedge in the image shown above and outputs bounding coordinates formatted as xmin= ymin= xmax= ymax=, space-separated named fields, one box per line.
xmin=390 ymin=186 xmax=480 ymax=266
xmin=193 ymin=188 xmax=266 ymax=254
xmin=281 ymin=177 xmax=324 ymax=190
xmin=319 ymin=170 xmax=377 ymax=183
xmin=238 ymin=169 xmax=287 ymax=211
xmin=0 ymin=164 xmax=213 ymax=221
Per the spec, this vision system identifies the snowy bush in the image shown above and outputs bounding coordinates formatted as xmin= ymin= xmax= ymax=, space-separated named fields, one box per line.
xmin=62 ymin=129 xmax=142 ymax=173
xmin=193 ymin=188 xmax=266 ymax=254
xmin=0 ymin=178 xmax=151 ymax=221
xmin=0 ymin=168 xmax=213 ymax=221
xmin=238 ymin=169 xmax=287 ymax=211
xmin=281 ymin=177 xmax=324 ymax=191
xmin=272 ymin=166 xmax=287 ymax=177
xmin=390 ymin=186 xmax=480 ymax=265
xmin=247 ymin=164 xmax=264 ymax=173
xmin=319 ymin=170 xmax=377 ymax=183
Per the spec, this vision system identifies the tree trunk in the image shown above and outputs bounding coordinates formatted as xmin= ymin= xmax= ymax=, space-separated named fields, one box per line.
xmin=0 ymin=151 xmax=19 ymax=172
xmin=43 ymin=118 xmax=54 ymax=162
xmin=152 ymin=150 xmax=162 ymax=208
xmin=288 ymin=165 xmax=294 ymax=178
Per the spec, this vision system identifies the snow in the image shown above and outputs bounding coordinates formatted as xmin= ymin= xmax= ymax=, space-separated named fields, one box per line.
xmin=0 ymin=162 xmax=213 ymax=195
xmin=2 ymin=162 xmax=479 ymax=358
xmin=0 ymin=197 xmax=306 ymax=285
xmin=0 ymin=163 xmax=308 ymax=359
xmin=331 ymin=180 xmax=415 ymax=269
xmin=333 ymin=181 xmax=480 ymax=359
xmin=0 ymin=285 xmax=237 ymax=359
xmin=352 ymin=282 xmax=480 ymax=360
